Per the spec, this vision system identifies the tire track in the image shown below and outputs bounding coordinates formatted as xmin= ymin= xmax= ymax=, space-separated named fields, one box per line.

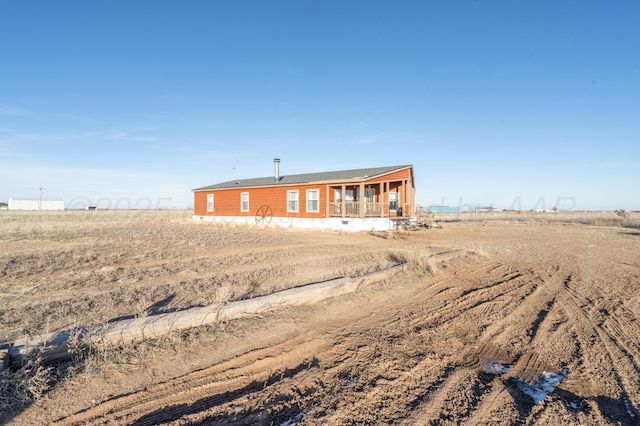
xmin=53 ymin=336 xmax=328 ymax=425
xmin=602 ymin=304 xmax=640 ymax=366
xmin=400 ymin=367 xmax=516 ymax=425
xmin=444 ymin=270 xmax=574 ymax=423
xmin=559 ymin=275 xmax=640 ymax=422
xmin=400 ymin=267 xmax=568 ymax=424
xmin=457 ymin=273 xmax=559 ymax=365
xmin=423 ymin=269 xmax=537 ymax=330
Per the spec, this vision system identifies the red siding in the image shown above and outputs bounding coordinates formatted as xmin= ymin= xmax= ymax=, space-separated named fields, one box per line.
xmin=194 ymin=184 xmax=327 ymax=218
xmin=365 ymin=168 xmax=413 ymax=185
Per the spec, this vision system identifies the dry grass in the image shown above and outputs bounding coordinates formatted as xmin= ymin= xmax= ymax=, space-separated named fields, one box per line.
xmin=2 ymin=208 xmax=637 ymax=417
xmin=431 ymin=210 xmax=640 ymax=229
xmin=3 ymin=209 xmax=635 ymax=347
xmin=5 ymin=213 xmax=640 ymax=424
xmin=0 ymin=350 xmax=55 ymax=413
xmin=0 ymin=209 xmax=409 ymax=413
xmin=1 ymin=210 xmax=406 ymax=344
xmin=3 ymin=209 xmax=634 ymax=346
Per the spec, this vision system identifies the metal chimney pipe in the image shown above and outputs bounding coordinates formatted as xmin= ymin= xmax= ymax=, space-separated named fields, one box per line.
xmin=274 ymin=158 xmax=280 ymax=182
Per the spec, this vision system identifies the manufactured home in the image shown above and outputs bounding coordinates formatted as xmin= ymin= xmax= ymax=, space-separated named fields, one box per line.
xmin=193 ymin=160 xmax=415 ymax=231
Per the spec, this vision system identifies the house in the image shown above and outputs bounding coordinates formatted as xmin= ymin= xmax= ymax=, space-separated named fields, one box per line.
xmin=8 ymin=198 xmax=65 ymax=211
xmin=193 ymin=160 xmax=415 ymax=231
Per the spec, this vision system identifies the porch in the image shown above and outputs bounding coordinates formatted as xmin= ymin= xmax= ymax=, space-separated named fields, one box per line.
xmin=326 ymin=181 xmax=414 ymax=218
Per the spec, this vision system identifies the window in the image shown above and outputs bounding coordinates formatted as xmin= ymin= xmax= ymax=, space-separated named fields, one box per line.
xmin=241 ymin=192 xmax=249 ymax=212
xmin=287 ymin=190 xmax=299 ymax=212
xmin=207 ymin=194 xmax=214 ymax=212
xmin=306 ymin=189 xmax=319 ymax=212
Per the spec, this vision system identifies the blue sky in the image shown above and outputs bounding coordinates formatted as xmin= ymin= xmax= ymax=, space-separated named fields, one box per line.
xmin=1 ymin=1 xmax=638 ymax=211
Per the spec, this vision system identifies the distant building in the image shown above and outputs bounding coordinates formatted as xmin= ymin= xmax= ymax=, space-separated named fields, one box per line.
xmin=475 ymin=206 xmax=500 ymax=213
xmin=427 ymin=205 xmax=460 ymax=213
xmin=8 ymin=198 xmax=65 ymax=211
xmin=0 ymin=202 xmax=8 ymax=211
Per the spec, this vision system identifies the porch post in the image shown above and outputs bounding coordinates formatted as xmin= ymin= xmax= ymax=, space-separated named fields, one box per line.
xmin=401 ymin=180 xmax=406 ymax=217
xmin=359 ymin=183 xmax=365 ymax=218
xmin=385 ymin=181 xmax=389 ymax=216
xmin=341 ymin=184 xmax=346 ymax=218
xmin=326 ymin=185 xmax=329 ymax=218
xmin=379 ymin=182 xmax=384 ymax=217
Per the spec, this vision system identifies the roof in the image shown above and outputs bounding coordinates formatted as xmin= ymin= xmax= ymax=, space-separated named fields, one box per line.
xmin=193 ymin=165 xmax=412 ymax=191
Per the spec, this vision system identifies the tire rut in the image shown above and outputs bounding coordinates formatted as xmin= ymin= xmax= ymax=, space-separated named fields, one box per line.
xmin=559 ymin=275 xmax=640 ymax=422
xmin=53 ymin=336 xmax=328 ymax=425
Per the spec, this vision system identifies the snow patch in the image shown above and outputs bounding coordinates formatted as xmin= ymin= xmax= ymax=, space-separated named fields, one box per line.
xmin=624 ymin=398 xmax=636 ymax=418
xmin=515 ymin=370 xmax=567 ymax=404
xmin=480 ymin=358 xmax=568 ymax=405
xmin=277 ymin=411 xmax=305 ymax=426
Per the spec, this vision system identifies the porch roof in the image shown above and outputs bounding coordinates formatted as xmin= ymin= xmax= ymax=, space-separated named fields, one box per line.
xmin=193 ymin=165 xmax=412 ymax=191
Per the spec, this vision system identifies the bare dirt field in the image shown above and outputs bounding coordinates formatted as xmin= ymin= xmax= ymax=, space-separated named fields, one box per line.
xmin=1 ymin=210 xmax=639 ymax=425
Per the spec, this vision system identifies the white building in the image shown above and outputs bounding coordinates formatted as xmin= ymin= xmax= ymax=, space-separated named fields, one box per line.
xmin=8 ymin=198 xmax=65 ymax=211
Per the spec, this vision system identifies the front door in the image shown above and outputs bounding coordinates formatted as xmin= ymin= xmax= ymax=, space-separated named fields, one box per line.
xmin=345 ymin=188 xmax=355 ymax=202
xmin=365 ymin=188 xmax=375 ymax=203
xmin=389 ymin=191 xmax=398 ymax=211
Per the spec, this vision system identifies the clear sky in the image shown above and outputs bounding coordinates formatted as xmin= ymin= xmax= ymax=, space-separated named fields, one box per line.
xmin=1 ymin=1 xmax=638 ymax=211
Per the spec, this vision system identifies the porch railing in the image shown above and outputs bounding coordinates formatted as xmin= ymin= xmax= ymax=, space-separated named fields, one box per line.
xmin=329 ymin=202 xmax=383 ymax=217
xmin=365 ymin=202 xmax=382 ymax=216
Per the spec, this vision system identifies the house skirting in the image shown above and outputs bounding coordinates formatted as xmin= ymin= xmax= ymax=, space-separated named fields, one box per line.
xmin=193 ymin=215 xmax=393 ymax=232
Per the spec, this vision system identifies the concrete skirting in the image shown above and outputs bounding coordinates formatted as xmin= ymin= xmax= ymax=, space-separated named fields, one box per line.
xmin=193 ymin=215 xmax=393 ymax=232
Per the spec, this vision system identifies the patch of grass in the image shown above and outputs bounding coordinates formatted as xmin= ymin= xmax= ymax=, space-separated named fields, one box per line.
xmin=0 ymin=352 xmax=57 ymax=414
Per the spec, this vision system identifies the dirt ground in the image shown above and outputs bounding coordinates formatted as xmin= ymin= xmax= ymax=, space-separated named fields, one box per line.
xmin=2 ymin=211 xmax=640 ymax=425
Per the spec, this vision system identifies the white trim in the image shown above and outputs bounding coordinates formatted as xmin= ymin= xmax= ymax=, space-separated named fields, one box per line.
xmin=306 ymin=188 xmax=319 ymax=213
xmin=207 ymin=194 xmax=214 ymax=212
xmin=240 ymin=192 xmax=249 ymax=212
xmin=287 ymin=190 xmax=299 ymax=212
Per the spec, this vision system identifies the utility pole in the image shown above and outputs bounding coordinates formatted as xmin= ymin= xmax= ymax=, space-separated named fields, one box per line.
xmin=38 ymin=184 xmax=44 ymax=210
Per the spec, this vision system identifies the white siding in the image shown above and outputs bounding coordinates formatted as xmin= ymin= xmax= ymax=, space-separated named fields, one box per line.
xmin=8 ymin=198 xmax=65 ymax=211
xmin=193 ymin=215 xmax=392 ymax=232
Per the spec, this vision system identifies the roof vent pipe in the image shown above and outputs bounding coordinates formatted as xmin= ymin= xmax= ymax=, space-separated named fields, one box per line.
xmin=274 ymin=158 xmax=280 ymax=182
